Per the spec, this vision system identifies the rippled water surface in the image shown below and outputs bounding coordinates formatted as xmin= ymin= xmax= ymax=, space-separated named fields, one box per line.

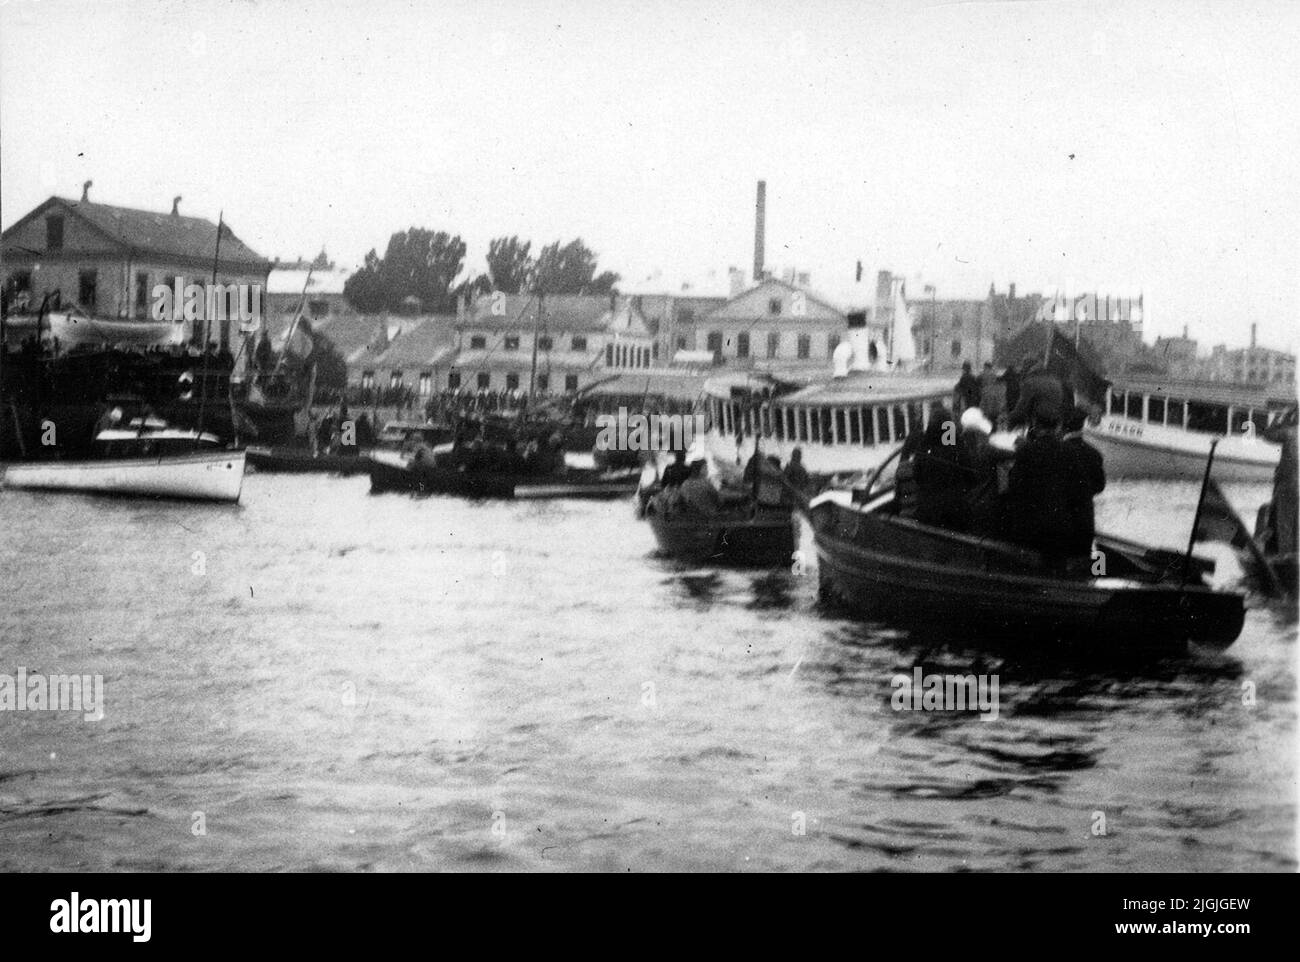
xmin=0 ymin=474 xmax=1294 ymax=871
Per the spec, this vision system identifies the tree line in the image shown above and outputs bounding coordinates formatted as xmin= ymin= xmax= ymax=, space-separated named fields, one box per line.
xmin=343 ymin=231 xmax=620 ymax=314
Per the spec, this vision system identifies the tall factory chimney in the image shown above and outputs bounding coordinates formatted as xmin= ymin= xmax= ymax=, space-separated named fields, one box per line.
xmin=753 ymin=180 xmax=766 ymax=282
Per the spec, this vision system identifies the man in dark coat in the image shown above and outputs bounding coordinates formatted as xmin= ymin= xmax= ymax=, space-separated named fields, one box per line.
xmin=1060 ymin=406 xmax=1106 ymax=560
xmin=953 ymin=362 xmax=981 ymax=414
xmin=913 ymin=406 xmax=969 ymax=530
xmin=1007 ymin=359 xmax=1065 ymax=430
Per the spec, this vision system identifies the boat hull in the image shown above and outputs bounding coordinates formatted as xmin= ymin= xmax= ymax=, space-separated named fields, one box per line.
xmin=812 ymin=496 xmax=1244 ymax=648
xmin=1085 ymin=417 xmax=1279 ymax=482
xmin=2 ymin=450 xmax=246 ymax=503
xmin=646 ymin=505 xmax=798 ymax=567
xmin=246 ymin=446 xmax=367 ymax=475
xmin=366 ymin=451 xmax=638 ymax=500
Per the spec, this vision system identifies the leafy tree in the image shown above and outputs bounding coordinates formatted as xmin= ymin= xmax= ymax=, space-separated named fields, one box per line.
xmin=485 ymin=236 xmax=534 ymax=294
xmin=343 ymin=248 xmax=386 ymax=313
xmin=310 ymin=331 xmax=349 ymax=397
xmin=534 ymin=238 xmax=619 ymax=295
xmin=343 ymin=229 xmax=468 ymax=313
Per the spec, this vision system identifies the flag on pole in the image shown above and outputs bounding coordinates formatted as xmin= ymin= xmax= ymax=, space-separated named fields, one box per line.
xmin=1192 ymin=480 xmax=1253 ymax=549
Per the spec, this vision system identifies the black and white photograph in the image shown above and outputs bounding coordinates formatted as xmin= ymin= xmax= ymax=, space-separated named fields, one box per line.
xmin=0 ymin=0 xmax=1295 ymax=916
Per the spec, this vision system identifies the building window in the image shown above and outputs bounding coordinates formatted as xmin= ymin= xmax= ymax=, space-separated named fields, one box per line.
xmin=10 ymin=269 xmax=32 ymax=293
xmin=504 ymin=335 xmax=520 ymax=350
xmin=506 ymin=372 xmax=520 ymax=390
xmin=737 ymin=332 xmax=750 ymax=359
xmin=361 ymin=371 xmax=375 ymax=389
xmin=679 ymin=308 xmax=696 ymax=324
xmin=950 ymin=339 xmax=962 ymax=358
xmin=564 ymin=374 xmax=579 ymax=392
xmin=606 ymin=343 xmax=616 ymax=366
xmin=46 ymin=215 xmax=64 ymax=251
xmin=676 ymin=336 xmax=686 ymax=349
xmin=768 ymin=297 xmax=781 ymax=315
xmin=797 ymin=334 xmax=811 ymax=359
xmin=706 ymin=331 xmax=723 ymax=353
xmin=828 ymin=334 xmax=841 ymax=358
xmin=951 ymin=312 xmax=962 ymax=330
xmin=477 ymin=372 xmax=490 ymax=390
xmin=536 ymin=373 xmax=549 ymax=391
xmin=469 ymin=335 xmax=487 ymax=349
xmin=418 ymin=372 xmax=432 ymax=395
xmin=389 ymin=371 xmax=403 ymax=389
xmin=767 ymin=332 xmax=780 ymax=358
xmin=309 ymin=300 xmax=329 ymax=319
xmin=78 ymin=270 xmax=97 ymax=311
xmin=447 ymin=371 xmax=461 ymax=390
xmin=538 ymin=335 xmax=553 ymax=351
xmin=571 ymin=335 xmax=587 ymax=351
xmin=652 ymin=343 xmax=659 ymax=361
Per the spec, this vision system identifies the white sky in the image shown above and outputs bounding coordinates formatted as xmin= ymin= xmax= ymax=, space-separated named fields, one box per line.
xmin=2 ymin=0 xmax=1297 ymax=350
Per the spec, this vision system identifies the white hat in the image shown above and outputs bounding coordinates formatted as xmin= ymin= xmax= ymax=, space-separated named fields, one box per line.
xmin=960 ymin=407 xmax=992 ymax=435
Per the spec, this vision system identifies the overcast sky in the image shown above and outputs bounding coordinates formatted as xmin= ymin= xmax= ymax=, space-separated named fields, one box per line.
xmin=3 ymin=0 xmax=1296 ymax=350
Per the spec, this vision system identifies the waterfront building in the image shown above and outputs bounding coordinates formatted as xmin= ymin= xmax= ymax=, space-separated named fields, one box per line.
xmin=1 ymin=188 xmax=270 ymax=352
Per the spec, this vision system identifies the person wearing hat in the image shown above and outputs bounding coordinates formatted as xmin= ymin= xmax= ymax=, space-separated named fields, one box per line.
xmin=1007 ymin=358 xmax=1065 ymax=430
xmin=1061 ymin=406 xmax=1106 ymax=560
xmin=959 ymin=406 xmax=1015 ymax=536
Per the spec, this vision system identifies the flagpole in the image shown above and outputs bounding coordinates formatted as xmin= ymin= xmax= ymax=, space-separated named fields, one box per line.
xmin=1180 ymin=439 xmax=1219 ymax=589
xmin=196 ymin=210 xmax=224 ymax=448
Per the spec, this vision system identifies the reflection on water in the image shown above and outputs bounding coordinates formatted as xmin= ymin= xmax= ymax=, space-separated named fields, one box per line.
xmin=0 ymin=476 xmax=1293 ymax=871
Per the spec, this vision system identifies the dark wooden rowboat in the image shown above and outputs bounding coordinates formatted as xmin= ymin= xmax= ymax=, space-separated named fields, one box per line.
xmin=246 ymin=445 xmax=368 ymax=475
xmin=811 ymin=489 xmax=1245 ymax=649
xmin=366 ymin=449 xmax=640 ymax=500
xmin=643 ymin=493 xmax=798 ymax=567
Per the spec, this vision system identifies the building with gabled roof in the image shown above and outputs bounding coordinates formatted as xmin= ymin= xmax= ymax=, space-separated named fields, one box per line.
xmin=445 ymin=292 xmax=656 ymax=395
xmin=1 ymin=189 xmax=270 ymax=352
xmin=680 ymin=276 xmax=851 ymax=371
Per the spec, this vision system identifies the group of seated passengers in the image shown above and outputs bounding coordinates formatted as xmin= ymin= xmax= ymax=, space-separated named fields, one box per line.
xmin=899 ymin=388 xmax=1106 ymax=569
xmin=655 ymin=445 xmax=811 ymax=516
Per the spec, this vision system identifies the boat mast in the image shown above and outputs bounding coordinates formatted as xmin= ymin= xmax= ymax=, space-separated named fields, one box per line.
xmin=195 ymin=211 xmax=223 ymax=447
xmin=527 ymin=287 xmax=543 ymax=409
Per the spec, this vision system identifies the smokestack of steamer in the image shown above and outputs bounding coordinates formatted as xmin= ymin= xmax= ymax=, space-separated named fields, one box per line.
xmin=753 ymin=180 xmax=766 ymax=282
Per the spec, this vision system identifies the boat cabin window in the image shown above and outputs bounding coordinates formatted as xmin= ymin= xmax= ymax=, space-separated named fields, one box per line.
xmin=1148 ymin=396 xmax=1166 ymax=425
xmin=1230 ymin=408 xmax=1256 ymax=434
xmin=1186 ymin=401 xmax=1227 ymax=433
xmin=774 ymin=408 xmax=785 ymax=441
xmin=1125 ymin=392 xmax=1144 ymax=419
xmin=1166 ymin=398 xmax=1184 ymax=426
xmin=820 ymin=409 xmax=832 ymax=444
xmin=890 ymin=406 xmax=906 ymax=443
xmin=848 ymin=408 xmax=861 ymax=443
xmin=834 ymin=409 xmax=847 ymax=444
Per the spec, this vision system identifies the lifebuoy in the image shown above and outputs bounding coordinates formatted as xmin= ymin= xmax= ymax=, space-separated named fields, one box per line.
xmin=178 ymin=370 xmax=194 ymax=401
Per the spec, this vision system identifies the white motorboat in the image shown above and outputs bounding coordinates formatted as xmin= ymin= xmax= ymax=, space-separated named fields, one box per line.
xmin=2 ymin=422 xmax=245 ymax=502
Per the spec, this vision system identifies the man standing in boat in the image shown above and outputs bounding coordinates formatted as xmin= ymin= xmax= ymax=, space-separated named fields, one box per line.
xmin=953 ymin=362 xmax=981 ymax=414
xmin=1007 ymin=358 xmax=1065 ymax=430
xmin=1061 ymin=406 xmax=1107 ymax=563
xmin=782 ymin=448 xmax=811 ymax=495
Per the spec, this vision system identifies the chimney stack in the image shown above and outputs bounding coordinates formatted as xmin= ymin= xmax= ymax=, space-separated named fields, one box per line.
xmin=172 ymin=196 xmax=182 ymax=216
xmin=1250 ymin=323 xmax=1257 ymax=349
xmin=81 ymin=180 xmax=93 ymax=202
xmin=753 ymin=180 xmax=766 ymax=282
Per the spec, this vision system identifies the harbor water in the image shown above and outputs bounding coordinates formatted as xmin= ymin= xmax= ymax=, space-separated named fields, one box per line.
xmin=0 ymin=476 xmax=1294 ymax=871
